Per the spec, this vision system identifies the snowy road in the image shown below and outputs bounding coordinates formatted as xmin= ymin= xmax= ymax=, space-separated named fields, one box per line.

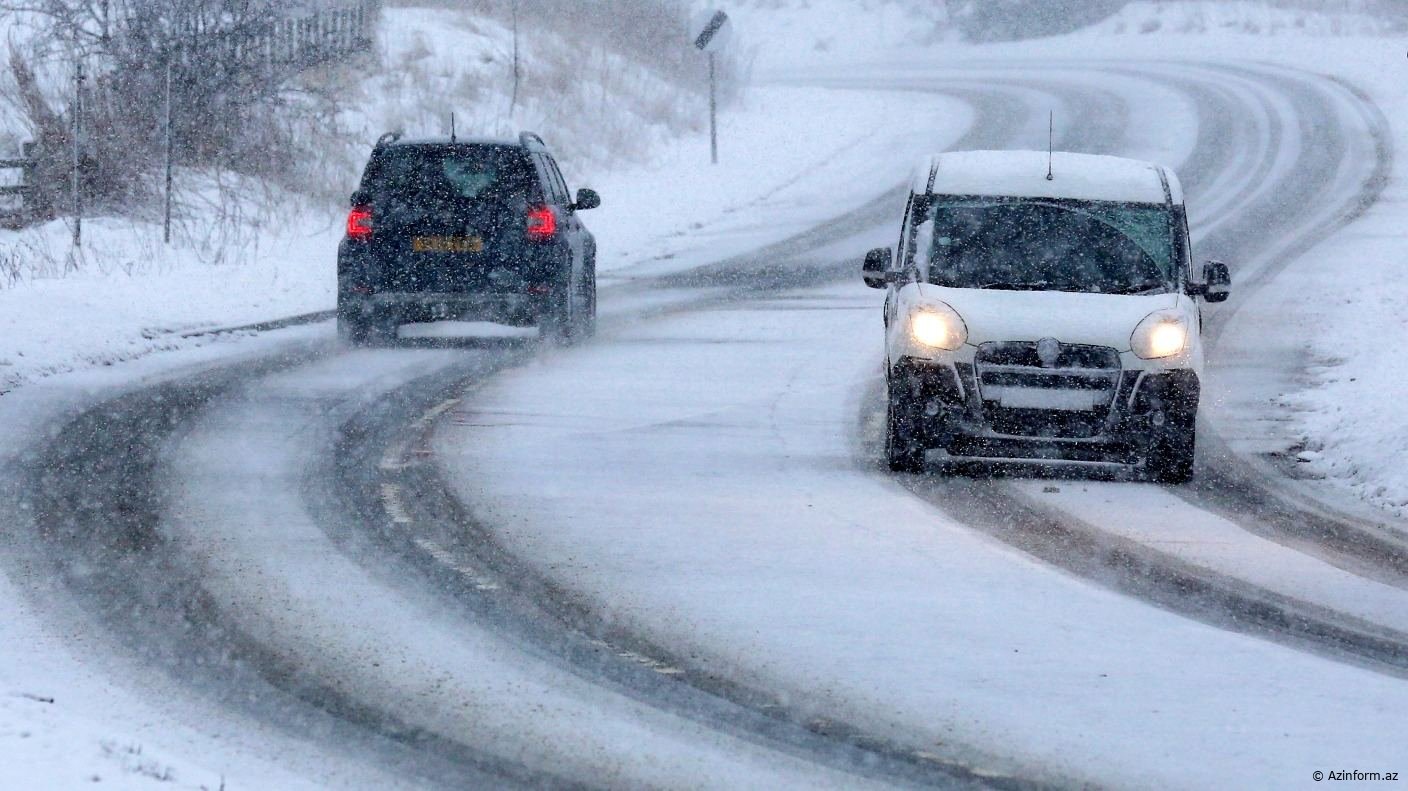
xmin=3 ymin=59 xmax=1401 ymax=787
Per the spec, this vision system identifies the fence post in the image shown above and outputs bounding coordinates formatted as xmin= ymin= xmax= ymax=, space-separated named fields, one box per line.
xmin=164 ymin=60 xmax=173 ymax=245
xmin=511 ymin=0 xmax=520 ymax=113
xmin=72 ymin=60 xmax=82 ymax=248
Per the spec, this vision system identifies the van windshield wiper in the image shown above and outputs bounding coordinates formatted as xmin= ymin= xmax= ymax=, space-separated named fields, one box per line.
xmin=1102 ymin=281 xmax=1169 ymax=295
xmin=975 ymin=281 xmax=1059 ymax=291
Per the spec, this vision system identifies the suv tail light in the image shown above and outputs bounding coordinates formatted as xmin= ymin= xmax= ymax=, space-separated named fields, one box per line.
xmin=347 ymin=205 xmax=373 ymax=241
xmin=526 ymin=205 xmax=557 ymax=241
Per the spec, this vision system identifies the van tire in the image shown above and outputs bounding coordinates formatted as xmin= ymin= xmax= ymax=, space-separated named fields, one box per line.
xmin=885 ymin=383 xmax=927 ymax=473
xmin=1148 ymin=423 xmax=1196 ymax=484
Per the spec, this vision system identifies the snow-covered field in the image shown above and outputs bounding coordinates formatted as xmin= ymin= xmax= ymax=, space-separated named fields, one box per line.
xmin=1086 ymin=0 xmax=1407 ymax=37
xmin=728 ymin=0 xmax=952 ymax=71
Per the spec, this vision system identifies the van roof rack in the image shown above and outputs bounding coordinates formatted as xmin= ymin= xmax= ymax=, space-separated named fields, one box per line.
xmin=519 ymin=131 xmax=547 ymax=150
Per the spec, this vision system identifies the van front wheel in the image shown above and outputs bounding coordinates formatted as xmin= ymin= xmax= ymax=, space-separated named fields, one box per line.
xmin=885 ymin=384 xmax=927 ymax=474
xmin=1147 ymin=423 xmax=1196 ymax=484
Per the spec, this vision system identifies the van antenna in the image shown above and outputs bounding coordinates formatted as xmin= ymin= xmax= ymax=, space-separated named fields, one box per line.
xmin=1046 ymin=111 xmax=1054 ymax=181
xmin=450 ymin=112 xmax=457 ymax=143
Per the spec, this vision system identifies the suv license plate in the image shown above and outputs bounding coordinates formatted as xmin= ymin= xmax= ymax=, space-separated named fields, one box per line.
xmin=412 ymin=236 xmax=483 ymax=253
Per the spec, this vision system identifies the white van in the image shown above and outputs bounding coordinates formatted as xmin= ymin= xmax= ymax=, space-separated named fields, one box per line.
xmin=863 ymin=150 xmax=1230 ymax=482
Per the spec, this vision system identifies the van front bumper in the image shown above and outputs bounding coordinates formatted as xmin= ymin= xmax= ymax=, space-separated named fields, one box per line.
xmin=891 ymin=356 xmax=1199 ymax=466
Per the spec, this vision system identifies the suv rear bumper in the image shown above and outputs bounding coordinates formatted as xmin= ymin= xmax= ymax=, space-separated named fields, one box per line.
xmin=891 ymin=357 xmax=1199 ymax=467
xmin=340 ymin=292 xmax=543 ymax=326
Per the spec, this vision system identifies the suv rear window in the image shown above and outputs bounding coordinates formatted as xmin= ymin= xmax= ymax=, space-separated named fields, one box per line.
xmin=361 ymin=144 xmax=538 ymax=207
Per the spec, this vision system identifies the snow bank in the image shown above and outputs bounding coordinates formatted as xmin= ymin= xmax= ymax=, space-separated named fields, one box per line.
xmin=728 ymin=0 xmax=950 ymax=72
xmin=1084 ymin=1 xmax=1407 ymax=38
xmin=0 ymin=205 xmax=337 ymax=394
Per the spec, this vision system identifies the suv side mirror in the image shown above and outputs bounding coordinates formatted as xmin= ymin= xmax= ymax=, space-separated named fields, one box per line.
xmin=1194 ymin=260 xmax=1231 ymax=303
xmin=862 ymin=247 xmax=893 ymax=289
xmin=572 ymin=188 xmax=600 ymax=211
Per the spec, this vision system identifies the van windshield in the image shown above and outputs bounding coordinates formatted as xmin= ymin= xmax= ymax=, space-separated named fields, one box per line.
xmin=919 ymin=199 xmax=1178 ymax=294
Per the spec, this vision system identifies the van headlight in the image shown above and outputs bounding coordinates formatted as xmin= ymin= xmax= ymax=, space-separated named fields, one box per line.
xmin=1131 ymin=311 xmax=1189 ymax=359
xmin=910 ymin=303 xmax=968 ymax=350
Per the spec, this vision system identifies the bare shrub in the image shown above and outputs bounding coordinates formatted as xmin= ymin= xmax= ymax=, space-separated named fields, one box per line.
xmin=0 ymin=0 xmax=378 ymax=216
xmin=0 ymin=246 xmax=20 ymax=286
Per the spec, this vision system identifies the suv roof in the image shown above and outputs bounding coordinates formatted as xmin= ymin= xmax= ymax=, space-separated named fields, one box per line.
xmin=374 ymin=131 xmax=550 ymax=152
xmin=912 ymin=150 xmax=1182 ymax=205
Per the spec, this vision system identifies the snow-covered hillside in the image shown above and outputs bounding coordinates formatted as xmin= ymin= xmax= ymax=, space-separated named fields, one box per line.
xmin=346 ymin=6 xmax=707 ymax=175
xmin=727 ymin=0 xmax=951 ymax=70
xmin=1085 ymin=0 xmax=1408 ymax=37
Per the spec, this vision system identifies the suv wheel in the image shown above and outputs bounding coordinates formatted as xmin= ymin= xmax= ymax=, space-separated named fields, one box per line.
xmin=885 ymin=381 xmax=927 ymax=473
xmin=577 ymin=260 xmax=597 ymax=340
xmin=540 ymin=272 xmax=577 ymax=345
xmin=341 ymin=309 xmax=397 ymax=347
xmin=1147 ymin=421 xmax=1196 ymax=484
xmin=338 ymin=313 xmax=369 ymax=346
xmin=338 ymin=301 xmax=387 ymax=347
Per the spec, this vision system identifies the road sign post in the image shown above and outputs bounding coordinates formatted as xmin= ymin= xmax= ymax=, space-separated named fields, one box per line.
xmin=692 ymin=9 xmax=731 ymax=165
xmin=164 ymin=60 xmax=174 ymax=245
xmin=72 ymin=60 xmax=83 ymax=248
xmin=708 ymin=51 xmax=717 ymax=164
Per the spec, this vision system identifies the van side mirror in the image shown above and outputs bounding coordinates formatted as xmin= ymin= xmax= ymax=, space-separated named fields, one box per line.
xmin=572 ymin=188 xmax=600 ymax=211
xmin=862 ymin=247 xmax=893 ymax=289
xmin=1194 ymin=260 xmax=1231 ymax=303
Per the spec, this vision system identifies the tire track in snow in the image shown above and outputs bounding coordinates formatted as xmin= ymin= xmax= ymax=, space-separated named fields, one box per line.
xmin=3 ymin=76 xmax=1057 ymax=789
xmin=275 ymin=72 xmax=1136 ymax=786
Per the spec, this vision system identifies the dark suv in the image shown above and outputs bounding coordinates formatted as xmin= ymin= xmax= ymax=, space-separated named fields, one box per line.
xmin=337 ymin=131 xmax=600 ymax=344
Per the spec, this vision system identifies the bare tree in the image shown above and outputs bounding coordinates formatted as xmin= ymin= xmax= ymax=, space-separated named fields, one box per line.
xmin=2 ymin=0 xmax=375 ymax=215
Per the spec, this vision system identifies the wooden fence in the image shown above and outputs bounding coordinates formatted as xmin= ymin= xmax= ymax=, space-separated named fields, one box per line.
xmin=162 ymin=1 xmax=380 ymax=72
xmin=2 ymin=2 xmax=382 ymax=227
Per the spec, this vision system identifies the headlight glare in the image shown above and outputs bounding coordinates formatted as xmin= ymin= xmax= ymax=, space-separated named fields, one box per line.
xmin=909 ymin=303 xmax=967 ymax=350
xmin=1131 ymin=311 xmax=1189 ymax=359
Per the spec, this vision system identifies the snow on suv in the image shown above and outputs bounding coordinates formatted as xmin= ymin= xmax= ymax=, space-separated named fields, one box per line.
xmin=337 ymin=131 xmax=600 ymax=345
xmin=863 ymin=150 xmax=1230 ymax=482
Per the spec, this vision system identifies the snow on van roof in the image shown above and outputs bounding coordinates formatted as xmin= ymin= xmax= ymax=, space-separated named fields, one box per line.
xmin=912 ymin=150 xmax=1182 ymax=205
